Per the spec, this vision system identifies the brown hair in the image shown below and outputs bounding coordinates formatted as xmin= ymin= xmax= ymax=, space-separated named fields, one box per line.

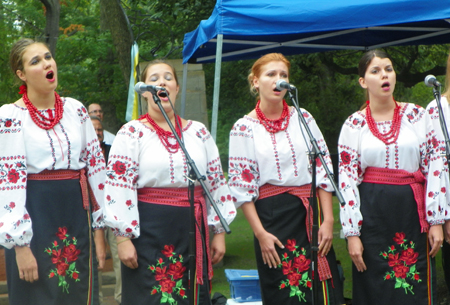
xmin=358 ymin=49 xmax=392 ymax=78
xmin=248 ymin=53 xmax=290 ymax=96
xmin=140 ymin=59 xmax=179 ymax=85
xmin=9 ymin=38 xmax=50 ymax=85
xmin=358 ymin=49 xmax=394 ymax=110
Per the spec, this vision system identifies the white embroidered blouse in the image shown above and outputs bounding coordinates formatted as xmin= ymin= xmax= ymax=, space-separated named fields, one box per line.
xmin=228 ymin=107 xmax=334 ymax=208
xmin=103 ymin=119 xmax=236 ymax=238
xmin=0 ymin=98 xmax=106 ymax=249
xmin=338 ymin=103 xmax=448 ymax=237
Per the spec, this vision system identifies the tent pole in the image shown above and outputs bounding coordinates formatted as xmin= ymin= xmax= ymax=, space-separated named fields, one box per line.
xmin=181 ymin=63 xmax=188 ymax=117
xmin=211 ymin=34 xmax=223 ymax=140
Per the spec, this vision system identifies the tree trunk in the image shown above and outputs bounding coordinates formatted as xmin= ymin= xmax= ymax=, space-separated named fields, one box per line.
xmin=40 ymin=0 xmax=60 ymax=57
xmin=99 ymin=0 xmax=133 ymax=86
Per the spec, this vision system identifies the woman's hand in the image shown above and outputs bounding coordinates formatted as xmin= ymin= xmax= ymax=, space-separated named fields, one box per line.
xmin=255 ymin=230 xmax=284 ymax=269
xmin=318 ymin=220 xmax=333 ymax=257
xmin=117 ymin=237 xmax=138 ymax=269
xmin=428 ymin=224 xmax=443 ymax=258
xmin=347 ymin=236 xmax=366 ymax=272
xmin=210 ymin=232 xmax=226 ymax=265
xmin=94 ymin=229 xmax=106 ymax=270
xmin=15 ymin=246 xmax=38 ymax=282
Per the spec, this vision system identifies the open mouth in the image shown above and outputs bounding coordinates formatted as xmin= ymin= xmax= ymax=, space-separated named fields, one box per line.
xmin=46 ymin=71 xmax=54 ymax=80
xmin=158 ymin=91 xmax=168 ymax=98
xmin=382 ymin=82 xmax=390 ymax=88
xmin=274 ymin=88 xmax=281 ymax=92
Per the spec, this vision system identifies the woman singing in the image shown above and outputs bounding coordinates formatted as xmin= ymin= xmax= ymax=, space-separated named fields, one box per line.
xmin=228 ymin=53 xmax=344 ymax=305
xmin=103 ymin=60 xmax=236 ymax=305
xmin=0 ymin=38 xmax=106 ymax=305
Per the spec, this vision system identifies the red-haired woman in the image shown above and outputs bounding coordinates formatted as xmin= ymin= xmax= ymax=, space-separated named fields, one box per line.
xmin=228 ymin=53 xmax=344 ymax=305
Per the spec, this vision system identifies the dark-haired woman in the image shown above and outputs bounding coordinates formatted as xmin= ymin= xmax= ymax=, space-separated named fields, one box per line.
xmin=0 ymin=39 xmax=106 ymax=305
xmin=338 ymin=49 xmax=446 ymax=304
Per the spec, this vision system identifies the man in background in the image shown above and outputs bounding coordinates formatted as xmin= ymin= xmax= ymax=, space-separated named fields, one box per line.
xmin=88 ymin=103 xmax=116 ymax=145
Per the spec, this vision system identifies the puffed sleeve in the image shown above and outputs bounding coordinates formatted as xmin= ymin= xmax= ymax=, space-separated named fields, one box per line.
xmin=423 ymin=101 xmax=449 ymax=224
xmin=78 ymin=105 xmax=106 ymax=229
xmin=103 ymin=122 xmax=140 ymax=238
xmin=198 ymin=125 xmax=236 ymax=233
xmin=338 ymin=114 xmax=365 ymax=237
xmin=228 ymin=118 xmax=260 ymax=208
xmin=0 ymin=116 xmax=32 ymax=249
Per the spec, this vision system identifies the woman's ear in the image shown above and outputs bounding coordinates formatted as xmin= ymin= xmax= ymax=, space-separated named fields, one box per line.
xmin=16 ymin=70 xmax=26 ymax=82
xmin=358 ymin=77 xmax=367 ymax=89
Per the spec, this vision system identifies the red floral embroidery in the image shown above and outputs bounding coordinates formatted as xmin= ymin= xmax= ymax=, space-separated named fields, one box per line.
xmin=7 ymin=169 xmax=20 ymax=184
xmin=112 ymin=161 xmax=126 ymax=175
xmin=278 ymin=239 xmax=311 ymax=303
xmin=241 ymin=169 xmax=254 ymax=183
xmin=45 ymin=227 xmax=81 ymax=293
xmin=340 ymin=151 xmax=351 ymax=165
xmin=380 ymin=232 xmax=421 ymax=294
xmin=148 ymin=245 xmax=187 ymax=303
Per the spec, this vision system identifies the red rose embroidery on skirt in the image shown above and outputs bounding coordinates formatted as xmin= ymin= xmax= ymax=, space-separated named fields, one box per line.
xmin=380 ymin=232 xmax=421 ymax=295
xmin=148 ymin=245 xmax=187 ymax=302
xmin=278 ymin=239 xmax=312 ymax=303
xmin=45 ymin=227 xmax=81 ymax=293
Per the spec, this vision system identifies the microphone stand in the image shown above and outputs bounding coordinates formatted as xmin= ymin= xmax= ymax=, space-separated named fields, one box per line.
xmin=431 ymin=85 xmax=450 ymax=162
xmin=149 ymin=91 xmax=231 ymax=305
xmin=286 ymin=89 xmax=345 ymax=305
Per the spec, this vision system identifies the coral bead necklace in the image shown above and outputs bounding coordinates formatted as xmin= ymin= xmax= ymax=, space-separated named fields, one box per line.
xmin=255 ymin=99 xmax=290 ymax=133
xmin=142 ymin=112 xmax=182 ymax=153
xmin=20 ymin=85 xmax=64 ymax=130
xmin=365 ymin=99 xmax=402 ymax=145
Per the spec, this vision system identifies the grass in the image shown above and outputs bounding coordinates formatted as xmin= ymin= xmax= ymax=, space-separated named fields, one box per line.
xmin=211 ymin=197 xmax=445 ymax=301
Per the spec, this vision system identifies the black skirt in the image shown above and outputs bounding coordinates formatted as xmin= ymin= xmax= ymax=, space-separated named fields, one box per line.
xmin=121 ymin=200 xmax=211 ymax=305
xmin=254 ymin=192 xmax=345 ymax=305
xmin=352 ymin=182 xmax=436 ymax=305
xmin=5 ymin=179 xmax=99 ymax=305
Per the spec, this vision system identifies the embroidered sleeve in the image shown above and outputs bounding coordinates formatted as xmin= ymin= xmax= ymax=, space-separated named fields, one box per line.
xmin=198 ymin=126 xmax=237 ymax=234
xmin=103 ymin=122 xmax=140 ymax=238
xmin=424 ymin=102 xmax=449 ymax=224
xmin=79 ymin=110 xmax=107 ymax=229
xmin=0 ymin=117 xmax=32 ymax=248
xmin=228 ymin=119 xmax=260 ymax=208
xmin=302 ymin=110 xmax=334 ymax=192
xmin=338 ymin=115 xmax=365 ymax=237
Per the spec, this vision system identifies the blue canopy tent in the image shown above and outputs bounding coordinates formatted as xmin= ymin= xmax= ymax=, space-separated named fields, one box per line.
xmin=181 ymin=0 xmax=450 ymax=138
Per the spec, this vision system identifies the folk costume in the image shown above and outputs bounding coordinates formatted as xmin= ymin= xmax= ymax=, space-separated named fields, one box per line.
xmin=228 ymin=105 xmax=345 ymax=305
xmin=338 ymin=102 xmax=448 ymax=305
xmin=426 ymin=96 xmax=450 ymax=295
xmin=0 ymin=97 xmax=105 ymax=305
xmin=103 ymin=119 xmax=236 ymax=305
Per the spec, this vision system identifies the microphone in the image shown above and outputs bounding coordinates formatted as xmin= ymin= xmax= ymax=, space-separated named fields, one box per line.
xmin=134 ymin=82 xmax=166 ymax=94
xmin=424 ymin=75 xmax=442 ymax=87
xmin=276 ymin=79 xmax=296 ymax=91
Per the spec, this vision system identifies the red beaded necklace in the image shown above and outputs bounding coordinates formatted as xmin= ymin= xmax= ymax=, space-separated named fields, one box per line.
xmin=20 ymin=85 xmax=64 ymax=130
xmin=255 ymin=99 xmax=290 ymax=133
xmin=142 ymin=113 xmax=182 ymax=153
xmin=365 ymin=99 xmax=402 ymax=145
